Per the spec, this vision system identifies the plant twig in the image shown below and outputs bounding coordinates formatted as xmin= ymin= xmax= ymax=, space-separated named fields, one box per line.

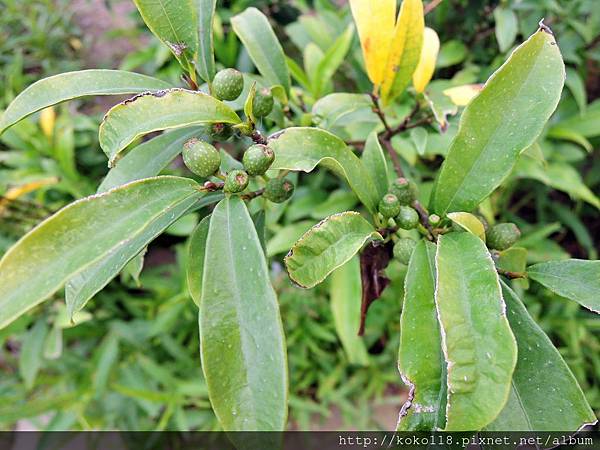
xmin=497 ymin=268 xmax=528 ymax=280
xmin=424 ymin=0 xmax=443 ymax=15
xmin=250 ymin=130 xmax=268 ymax=145
xmin=241 ymin=189 xmax=265 ymax=200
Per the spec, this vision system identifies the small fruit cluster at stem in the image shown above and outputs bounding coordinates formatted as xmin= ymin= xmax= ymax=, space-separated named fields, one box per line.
xmin=252 ymin=87 xmax=274 ymax=118
xmin=378 ymin=177 xmax=420 ymax=230
xmin=182 ymin=138 xmax=221 ymax=178
xmin=264 ymin=177 xmax=295 ymax=203
xmin=486 ymin=222 xmax=521 ymax=250
xmin=393 ymin=238 xmax=416 ymax=265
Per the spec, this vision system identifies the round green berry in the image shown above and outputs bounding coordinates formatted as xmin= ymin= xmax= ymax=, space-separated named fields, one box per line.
xmin=242 ymin=144 xmax=275 ymax=176
xmin=378 ymin=194 xmax=401 ymax=218
xmin=264 ymin=177 xmax=294 ymax=203
xmin=252 ymin=87 xmax=274 ymax=118
xmin=224 ymin=170 xmax=249 ymax=193
xmin=182 ymin=138 xmax=220 ymax=177
xmin=393 ymin=238 xmax=416 ymax=265
xmin=486 ymin=222 xmax=521 ymax=250
xmin=210 ymin=123 xmax=234 ymax=142
xmin=389 ymin=177 xmax=418 ymax=205
xmin=213 ymin=68 xmax=244 ymax=101
xmin=396 ymin=206 xmax=419 ymax=230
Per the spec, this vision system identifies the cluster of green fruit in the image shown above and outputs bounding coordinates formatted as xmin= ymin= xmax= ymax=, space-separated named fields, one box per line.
xmin=182 ymin=139 xmax=294 ymax=202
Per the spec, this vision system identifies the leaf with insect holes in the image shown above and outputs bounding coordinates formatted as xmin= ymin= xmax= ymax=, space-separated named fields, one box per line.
xmin=0 ymin=70 xmax=172 ymax=135
xmin=430 ymin=29 xmax=565 ymax=215
xmin=133 ymin=0 xmax=198 ymax=70
xmin=99 ymin=89 xmax=240 ymax=167
xmin=285 ymin=212 xmax=382 ymax=289
xmin=435 ymin=232 xmax=517 ymax=430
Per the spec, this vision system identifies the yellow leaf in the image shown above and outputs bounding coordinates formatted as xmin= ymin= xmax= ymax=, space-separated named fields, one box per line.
xmin=380 ymin=0 xmax=424 ymax=105
xmin=413 ymin=27 xmax=440 ymax=93
xmin=349 ymin=0 xmax=396 ymax=87
xmin=0 ymin=178 xmax=59 ymax=215
xmin=447 ymin=212 xmax=486 ymax=241
xmin=443 ymin=84 xmax=483 ymax=106
xmin=39 ymin=106 xmax=56 ymax=138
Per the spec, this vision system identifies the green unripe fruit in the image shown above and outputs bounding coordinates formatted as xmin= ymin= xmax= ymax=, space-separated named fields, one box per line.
xmin=378 ymin=194 xmax=401 ymax=218
xmin=389 ymin=177 xmax=418 ymax=205
xmin=210 ymin=123 xmax=234 ymax=142
xmin=213 ymin=68 xmax=244 ymax=101
xmin=396 ymin=206 xmax=419 ymax=230
xmin=393 ymin=238 xmax=416 ymax=265
xmin=252 ymin=87 xmax=274 ymax=118
xmin=224 ymin=170 xmax=249 ymax=193
xmin=429 ymin=214 xmax=441 ymax=227
xmin=264 ymin=177 xmax=295 ymax=203
xmin=182 ymin=138 xmax=221 ymax=177
xmin=242 ymin=144 xmax=275 ymax=176
xmin=486 ymin=222 xmax=521 ymax=250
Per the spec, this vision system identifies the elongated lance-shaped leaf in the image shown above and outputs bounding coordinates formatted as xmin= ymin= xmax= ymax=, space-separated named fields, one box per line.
xmin=329 ymin=257 xmax=369 ymax=366
xmin=133 ymin=0 xmax=198 ymax=71
xmin=527 ymin=259 xmax=600 ymax=313
xmin=285 ymin=212 xmax=382 ymax=289
xmin=397 ymin=240 xmax=446 ymax=431
xmin=435 ymin=232 xmax=517 ymax=431
xmin=380 ymin=0 xmax=424 ymax=105
xmin=99 ymin=127 xmax=203 ymax=192
xmin=199 ymin=196 xmax=287 ymax=431
xmin=486 ymin=282 xmax=596 ymax=431
xmin=64 ymin=128 xmax=207 ymax=318
xmin=268 ymin=127 xmax=380 ymax=213
xmin=0 ymin=70 xmax=172 ymax=135
xmin=0 ymin=177 xmax=201 ymax=329
xmin=361 ymin=131 xmax=389 ymax=200
xmin=65 ymin=192 xmax=201 ymax=318
xmin=195 ymin=0 xmax=217 ymax=83
xmin=311 ymin=26 xmax=354 ymax=98
xmin=431 ymin=28 xmax=565 ymax=215
xmin=413 ymin=27 xmax=440 ymax=94
xmin=231 ymin=7 xmax=290 ymax=94
xmin=99 ymin=89 xmax=240 ymax=167
xmin=349 ymin=0 xmax=395 ymax=86
xmin=187 ymin=215 xmax=210 ymax=307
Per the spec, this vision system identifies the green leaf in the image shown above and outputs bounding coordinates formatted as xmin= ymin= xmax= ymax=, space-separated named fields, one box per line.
xmin=268 ymin=127 xmax=380 ymax=213
xmin=310 ymin=26 xmax=354 ymax=97
xmin=244 ymin=81 xmax=257 ymax=124
xmin=493 ymin=6 xmax=518 ymax=52
xmin=329 ymin=257 xmax=369 ymax=366
xmin=132 ymin=0 xmax=198 ymax=71
xmin=19 ymin=318 xmax=49 ymax=390
xmin=284 ymin=212 xmax=382 ymax=289
xmin=447 ymin=212 xmax=486 ymax=241
xmin=550 ymin=99 xmax=600 ymax=138
xmin=99 ymin=89 xmax=240 ymax=166
xmin=486 ymin=283 xmax=596 ymax=431
xmin=398 ymin=240 xmax=446 ymax=431
xmin=196 ymin=0 xmax=217 ymax=82
xmin=231 ymin=7 xmax=290 ymax=94
xmin=0 ymin=70 xmax=172 ymax=135
xmin=527 ymin=259 xmax=600 ymax=313
xmin=565 ymin=67 xmax=587 ymax=113
xmin=435 ymin=232 xmax=517 ymax=430
xmin=409 ymin=127 xmax=428 ymax=156
xmin=187 ymin=215 xmax=210 ymax=307
xmin=0 ymin=177 xmax=201 ymax=329
xmin=312 ymin=93 xmax=377 ymax=130
xmin=43 ymin=324 xmax=63 ymax=360
xmin=98 ymin=127 xmax=203 ymax=192
xmin=430 ymin=29 xmax=565 ymax=215
xmin=199 ymin=196 xmax=287 ymax=430
xmin=361 ymin=131 xmax=389 ymax=199
xmin=266 ymin=221 xmax=314 ymax=257
xmin=65 ymin=189 xmax=201 ymax=318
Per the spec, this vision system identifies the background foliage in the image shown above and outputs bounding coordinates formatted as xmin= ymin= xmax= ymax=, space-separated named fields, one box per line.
xmin=0 ymin=0 xmax=598 ymax=430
